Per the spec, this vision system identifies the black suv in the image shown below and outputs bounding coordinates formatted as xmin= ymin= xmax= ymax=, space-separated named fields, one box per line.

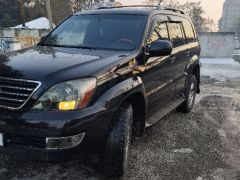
xmin=0 ymin=6 xmax=201 ymax=178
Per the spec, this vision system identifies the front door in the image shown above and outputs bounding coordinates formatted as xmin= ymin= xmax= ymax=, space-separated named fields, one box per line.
xmin=140 ymin=16 xmax=175 ymax=119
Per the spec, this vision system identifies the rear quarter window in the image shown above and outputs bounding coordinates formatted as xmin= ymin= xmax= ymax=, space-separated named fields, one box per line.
xmin=182 ymin=19 xmax=196 ymax=43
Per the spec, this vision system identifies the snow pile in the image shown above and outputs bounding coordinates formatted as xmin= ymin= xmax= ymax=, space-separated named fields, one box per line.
xmin=13 ymin=17 xmax=54 ymax=29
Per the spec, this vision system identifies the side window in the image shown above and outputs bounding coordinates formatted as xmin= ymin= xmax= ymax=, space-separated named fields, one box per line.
xmin=182 ymin=19 xmax=196 ymax=43
xmin=149 ymin=22 xmax=169 ymax=43
xmin=168 ymin=22 xmax=185 ymax=48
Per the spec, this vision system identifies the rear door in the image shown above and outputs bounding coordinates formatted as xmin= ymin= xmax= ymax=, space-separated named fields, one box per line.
xmin=180 ymin=17 xmax=201 ymax=92
xmin=167 ymin=16 xmax=189 ymax=98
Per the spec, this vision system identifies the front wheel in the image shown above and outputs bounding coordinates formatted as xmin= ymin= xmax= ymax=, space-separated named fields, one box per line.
xmin=177 ymin=75 xmax=197 ymax=113
xmin=101 ymin=102 xmax=133 ymax=178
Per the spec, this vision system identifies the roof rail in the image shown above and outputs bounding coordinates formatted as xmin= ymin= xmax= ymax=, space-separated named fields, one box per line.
xmin=163 ymin=7 xmax=185 ymax=14
xmin=97 ymin=5 xmax=159 ymax=9
xmin=97 ymin=5 xmax=185 ymax=15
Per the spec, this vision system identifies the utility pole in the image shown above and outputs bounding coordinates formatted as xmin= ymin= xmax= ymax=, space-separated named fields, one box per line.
xmin=18 ymin=0 xmax=26 ymax=27
xmin=159 ymin=0 xmax=163 ymax=6
xmin=46 ymin=0 xmax=54 ymax=30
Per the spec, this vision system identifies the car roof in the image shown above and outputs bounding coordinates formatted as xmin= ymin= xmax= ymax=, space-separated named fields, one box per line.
xmin=74 ymin=6 xmax=189 ymax=18
xmin=75 ymin=7 xmax=152 ymax=15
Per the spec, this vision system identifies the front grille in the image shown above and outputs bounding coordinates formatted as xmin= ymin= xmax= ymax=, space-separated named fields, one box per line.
xmin=6 ymin=134 xmax=46 ymax=149
xmin=0 ymin=77 xmax=41 ymax=110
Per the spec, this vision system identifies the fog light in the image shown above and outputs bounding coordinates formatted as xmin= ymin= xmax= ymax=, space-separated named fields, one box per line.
xmin=46 ymin=133 xmax=85 ymax=149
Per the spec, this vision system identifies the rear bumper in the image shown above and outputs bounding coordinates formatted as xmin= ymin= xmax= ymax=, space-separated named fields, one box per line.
xmin=0 ymin=103 xmax=116 ymax=162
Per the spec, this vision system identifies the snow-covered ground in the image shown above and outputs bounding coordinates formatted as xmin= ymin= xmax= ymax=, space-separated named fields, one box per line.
xmin=201 ymin=58 xmax=240 ymax=81
xmin=0 ymin=58 xmax=239 ymax=180
xmin=13 ymin=17 xmax=54 ymax=29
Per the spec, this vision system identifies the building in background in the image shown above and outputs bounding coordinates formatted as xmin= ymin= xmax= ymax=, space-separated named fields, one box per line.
xmin=219 ymin=0 xmax=240 ymax=37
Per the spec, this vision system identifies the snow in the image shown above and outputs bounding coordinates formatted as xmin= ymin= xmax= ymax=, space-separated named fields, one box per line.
xmin=200 ymin=58 xmax=240 ymax=81
xmin=13 ymin=17 xmax=54 ymax=29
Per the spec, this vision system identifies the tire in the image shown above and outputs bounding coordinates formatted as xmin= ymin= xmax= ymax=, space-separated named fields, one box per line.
xmin=177 ymin=75 xmax=197 ymax=113
xmin=102 ymin=102 xmax=133 ymax=178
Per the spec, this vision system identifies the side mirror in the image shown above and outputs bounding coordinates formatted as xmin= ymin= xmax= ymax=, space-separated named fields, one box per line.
xmin=149 ymin=40 xmax=173 ymax=57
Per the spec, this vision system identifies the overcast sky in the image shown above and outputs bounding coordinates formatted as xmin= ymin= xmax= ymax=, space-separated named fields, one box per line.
xmin=118 ymin=0 xmax=225 ymax=31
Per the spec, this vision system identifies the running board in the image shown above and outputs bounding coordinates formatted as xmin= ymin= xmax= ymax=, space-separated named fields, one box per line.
xmin=145 ymin=98 xmax=185 ymax=127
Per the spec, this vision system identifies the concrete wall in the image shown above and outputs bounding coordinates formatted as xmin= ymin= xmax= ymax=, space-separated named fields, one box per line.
xmin=235 ymin=37 xmax=240 ymax=50
xmin=0 ymin=37 xmax=21 ymax=53
xmin=0 ymin=29 xmax=49 ymax=50
xmin=199 ymin=32 xmax=236 ymax=58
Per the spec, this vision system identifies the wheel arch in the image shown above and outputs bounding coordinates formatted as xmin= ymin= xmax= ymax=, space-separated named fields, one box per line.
xmin=125 ymin=92 xmax=147 ymax=137
xmin=97 ymin=76 xmax=147 ymax=137
xmin=185 ymin=55 xmax=201 ymax=94
xmin=193 ymin=63 xmax=200 ymax=94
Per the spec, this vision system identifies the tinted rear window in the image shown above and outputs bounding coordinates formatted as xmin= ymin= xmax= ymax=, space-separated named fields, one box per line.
xmin=182 ymin=19 xmax=196 ymax=43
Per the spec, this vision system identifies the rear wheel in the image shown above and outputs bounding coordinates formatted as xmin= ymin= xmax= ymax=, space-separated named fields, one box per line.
xmin=177 ymin=75 xmax=197 ymax=113
xmin=101 ymin=102 xmax=133 ymax=178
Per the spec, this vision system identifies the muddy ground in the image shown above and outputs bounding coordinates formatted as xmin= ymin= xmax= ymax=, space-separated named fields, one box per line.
xmin=0 ymin=58 xmax=239 ymax=180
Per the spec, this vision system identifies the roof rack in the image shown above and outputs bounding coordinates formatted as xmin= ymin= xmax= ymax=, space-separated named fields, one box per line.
xmin=163 ymin=7 xmax=185 ymax=14
xmin=97 ymin=5 xmax=185 ymax=14
xmin=97 ymin=5 xmax=159 ymax=10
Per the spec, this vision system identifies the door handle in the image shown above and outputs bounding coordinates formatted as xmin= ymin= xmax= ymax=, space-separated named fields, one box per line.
xmin=170 ymin=57 xmax=176 ymax=64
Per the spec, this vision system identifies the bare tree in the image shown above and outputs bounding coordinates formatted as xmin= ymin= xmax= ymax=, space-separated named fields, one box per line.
xmin=144 ymin=0 xmax=180 ymax=8
xmin=144 ymin=0 xmax=215 ymax=32
xmin=71 ymin=0 xmax=104 ymax=13
xmin=18 ymin=0 xmax=26 ymax=27
xmin=180 ymin=1 xmax=215 ymax=32
xmin=23 ymin=0 xmax=105 ymax=25
xmin=46 ymin=0 xmax=53 ymax=30
xmin=50 ymin=0 xmax=72 ymax=25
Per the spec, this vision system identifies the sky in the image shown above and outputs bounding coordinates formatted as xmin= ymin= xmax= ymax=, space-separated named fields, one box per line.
xmin=118 ymin=0 xmax=225 ymax=31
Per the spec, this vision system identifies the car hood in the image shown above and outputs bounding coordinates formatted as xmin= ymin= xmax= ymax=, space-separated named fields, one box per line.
xmin=0 ymin=46 xmax=131 ymax=83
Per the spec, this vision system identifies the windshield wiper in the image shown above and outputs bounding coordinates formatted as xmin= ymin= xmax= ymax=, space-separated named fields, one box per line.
xmin=40 ymin=44 xmax=98 ymax=50
xmin=39 ymin=43 xmax=66 ymax=48
xmin=76 ymin=46 xmax=98 ymax=50
xmin=47 ymin=44 xmax=79 ymax=48
xmin=40 ymin=43 xmax=130 ymax=51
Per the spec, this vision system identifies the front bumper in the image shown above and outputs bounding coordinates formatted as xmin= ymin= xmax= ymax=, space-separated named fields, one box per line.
xmin=0 ymin=103 xmax=115 ymax=162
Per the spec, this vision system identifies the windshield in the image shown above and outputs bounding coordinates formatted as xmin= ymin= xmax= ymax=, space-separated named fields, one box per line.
xmin=42 ymin=14 xmax=147 ymax=51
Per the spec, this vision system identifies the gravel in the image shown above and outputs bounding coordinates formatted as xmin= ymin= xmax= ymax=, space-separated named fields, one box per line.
xmin=0 ymin=58 xmax=239 ymax=180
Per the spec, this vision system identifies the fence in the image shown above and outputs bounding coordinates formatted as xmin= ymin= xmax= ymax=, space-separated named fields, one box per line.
xmin=0 ymin=37 xmax=22 ymax=53
xmin=198 ymin=32 xmax=236 ymax=58
xmin=0 ymin=37 xmax=10 ymax=53
xmin=0 ymin=29 xmax=49 ymax=53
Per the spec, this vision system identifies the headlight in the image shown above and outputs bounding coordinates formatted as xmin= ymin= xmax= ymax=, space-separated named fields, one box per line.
xmin=33 ymin=78 xmax=96 ymax=111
